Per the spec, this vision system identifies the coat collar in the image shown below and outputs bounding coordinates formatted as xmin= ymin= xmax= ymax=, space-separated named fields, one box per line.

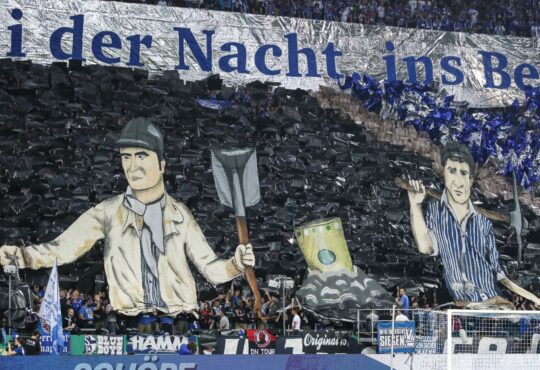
xmin=122 ymin=192 xmax=184 ymax=237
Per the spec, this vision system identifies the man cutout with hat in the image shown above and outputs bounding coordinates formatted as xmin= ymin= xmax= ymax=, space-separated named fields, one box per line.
xmin=407 ymin=142 xmax=540 ymax=308
xmin=0 ymin=118 xmax=255 ymax=316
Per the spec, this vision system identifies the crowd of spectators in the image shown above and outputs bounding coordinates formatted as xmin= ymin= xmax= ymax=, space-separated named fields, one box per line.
xmin=27 ymin=287 xmax=118 ymax=335
xmin=110 ymin=0 xmax=540 ymax=38
xmin=6 ymin=282 xmax=311 ymax=338
xmin=197 ymin=285 xmax=311 ymax=334
xmin=2 ymin=280 xmax=539 ymax=357
xmin=2 ymin=280 xmax=537 ymax=341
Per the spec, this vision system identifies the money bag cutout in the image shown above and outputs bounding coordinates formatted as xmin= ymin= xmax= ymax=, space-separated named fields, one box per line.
xmin=295 ymin=218 xmax=394 ymax=321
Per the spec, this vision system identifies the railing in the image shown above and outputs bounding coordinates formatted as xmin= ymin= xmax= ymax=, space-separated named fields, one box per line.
xmin=351 ymin=308 xmax=451 ymax=345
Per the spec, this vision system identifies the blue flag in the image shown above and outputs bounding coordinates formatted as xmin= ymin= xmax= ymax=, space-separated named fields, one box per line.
xmin=38 ymin=259 xmax=64 ymax=354
xmin=195 ymin=99 xmax=232 ymax=110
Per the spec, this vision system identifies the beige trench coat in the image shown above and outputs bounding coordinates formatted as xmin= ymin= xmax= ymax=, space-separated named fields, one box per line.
xmin=0 ymin=193 xmax=242 ymax=316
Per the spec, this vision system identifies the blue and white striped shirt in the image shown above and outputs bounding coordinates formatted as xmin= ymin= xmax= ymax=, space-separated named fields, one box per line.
xmin=425 ymin=191 xmax=505 ymax=302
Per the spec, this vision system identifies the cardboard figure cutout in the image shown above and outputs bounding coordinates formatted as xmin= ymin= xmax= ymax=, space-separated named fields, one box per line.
xmin=0 ymin=118 xmax=255 ymax=316
xmin=407 ymin=142 xmax=540 ymax=309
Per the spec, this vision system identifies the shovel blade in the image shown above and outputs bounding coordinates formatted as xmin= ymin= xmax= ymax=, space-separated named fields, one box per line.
xmin=211 ymin=147 xmax=261 ymax=216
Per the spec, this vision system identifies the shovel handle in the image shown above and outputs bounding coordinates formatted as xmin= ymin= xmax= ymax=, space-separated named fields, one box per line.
xmin=236 ymin=217 xmax=262 ymax=316
xmin=394 ymin=177 xmax=511 ymax=224
xmin=394 ymin=177 xmax=441 ymax=200
xmin=236 ymin=217 xmax=250 ymax=245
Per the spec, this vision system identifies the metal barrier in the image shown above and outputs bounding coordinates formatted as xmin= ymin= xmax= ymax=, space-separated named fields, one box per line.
xmin=353 ymin=307 xmax=400 ymax=345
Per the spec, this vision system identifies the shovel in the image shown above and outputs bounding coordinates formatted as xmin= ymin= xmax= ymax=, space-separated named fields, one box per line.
xmin=211 ymin=147 xmax=262 ymax=314
xmin=510 ymin=171 xmax=523 ymax=262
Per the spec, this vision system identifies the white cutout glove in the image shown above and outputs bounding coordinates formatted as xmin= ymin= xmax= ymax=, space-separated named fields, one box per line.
xmin=234 ymin=243 xmax=255 ymax=271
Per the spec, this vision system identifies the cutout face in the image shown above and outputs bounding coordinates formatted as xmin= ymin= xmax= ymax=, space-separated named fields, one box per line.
xmin=444 ymin=159 xmax=472 ymax=205
xmin=120 ymin=147 xmax=164 ymax=191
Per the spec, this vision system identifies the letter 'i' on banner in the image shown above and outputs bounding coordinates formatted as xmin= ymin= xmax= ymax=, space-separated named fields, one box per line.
xmin=39 ymin=259 xmax=64 ymax=355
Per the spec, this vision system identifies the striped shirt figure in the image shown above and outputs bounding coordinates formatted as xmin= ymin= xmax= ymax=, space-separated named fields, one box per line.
xmin=425 ymin=191 xmax=505 ymax=302
xmin=409 ymin=142 xmax=540 ymax=308
xmin=407 ymin=142 xmax=504 ymax=304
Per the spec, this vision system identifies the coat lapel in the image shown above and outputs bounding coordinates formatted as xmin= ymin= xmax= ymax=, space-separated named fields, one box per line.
xmin=122 ymin=205 xmax=138 ymax=234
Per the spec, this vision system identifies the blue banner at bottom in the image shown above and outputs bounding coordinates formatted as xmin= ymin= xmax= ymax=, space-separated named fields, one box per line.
xmin=0 ymin=354 xmax=388 ymax=370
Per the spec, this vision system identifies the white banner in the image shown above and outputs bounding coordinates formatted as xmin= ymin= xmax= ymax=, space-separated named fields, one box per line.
xmin=0 ymin=0 xmax=538 ymax=107
xmin=84 ymin=335 xmax=124 ymax=355
xmin=128 ymin=334 xmax=191 ymax=353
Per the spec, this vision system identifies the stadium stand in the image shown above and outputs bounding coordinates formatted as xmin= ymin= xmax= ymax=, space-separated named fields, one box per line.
xmin=107 ymin=0 xmax=540 ymax=37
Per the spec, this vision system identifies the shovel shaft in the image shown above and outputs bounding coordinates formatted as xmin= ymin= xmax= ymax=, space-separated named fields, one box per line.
xmin=236 ymin=217 xmax=250 ymax=245
xmin=236 ymin=217 xmax=262 ymax=315
xmin=512 ymin=171 xmax=523 ymax=262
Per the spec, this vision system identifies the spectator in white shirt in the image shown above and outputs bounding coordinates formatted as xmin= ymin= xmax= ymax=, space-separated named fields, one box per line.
xmin=291 ymin=308 xmax=301 ymax=334
xmin=468 ymin=8 xmax=479 ymax=27
xmin=408 ymin=0 xmax=417 ymax=15
xmin=395 ymin=309 xmax=409 ymax=322
xmin=377 ymin=5 xmax=385 ymax=23
xmin=341 ymin=6 xmax=351 ymax=23
xmin=366 ymin=311 xmax=379 ymax=332
xmin=532 ymin=23 xmax=540 ymax=38
xmin=218 ymin=310 xmax=230 ymax=332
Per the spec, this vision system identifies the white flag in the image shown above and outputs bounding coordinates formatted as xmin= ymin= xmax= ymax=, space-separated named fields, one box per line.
xmin=38 ymin=259 xmax=64 ymax=354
